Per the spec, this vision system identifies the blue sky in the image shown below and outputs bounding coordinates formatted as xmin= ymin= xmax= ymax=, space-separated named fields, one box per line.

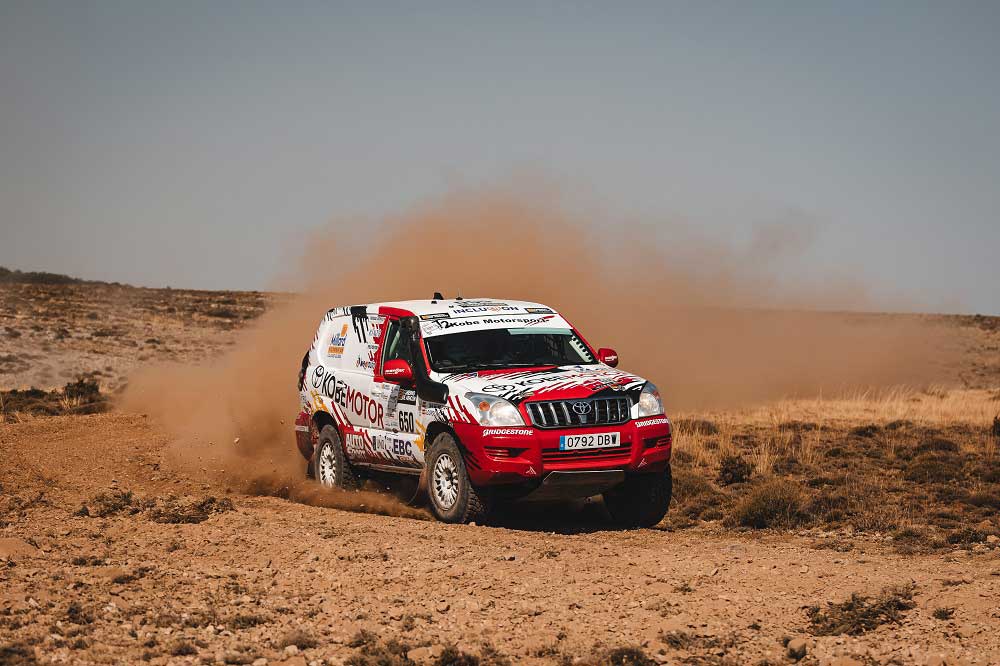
xmin=1 ymin=1 xmax=998 ymax=313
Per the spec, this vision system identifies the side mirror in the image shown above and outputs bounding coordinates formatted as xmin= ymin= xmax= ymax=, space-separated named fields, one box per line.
xmin=598 ymin=348 xmax=619 ymax=368
xmin=383 ymin=359 xmax=414 ymax=383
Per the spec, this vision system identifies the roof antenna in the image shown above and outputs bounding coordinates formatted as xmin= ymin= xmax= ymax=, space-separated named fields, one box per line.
xmin=456 ymin=289 xmax=463 ymax=301
xmin=432 ymin=291 xmax=443 ymax=303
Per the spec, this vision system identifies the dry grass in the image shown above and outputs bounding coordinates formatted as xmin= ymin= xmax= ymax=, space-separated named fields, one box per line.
xmin=666 ymin=386 xmax=1000 ymax=540
xmin=722 ymin=387 xmax=998 ymax=428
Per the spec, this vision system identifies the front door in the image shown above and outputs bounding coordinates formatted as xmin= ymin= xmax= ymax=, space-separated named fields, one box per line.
xmin=367 ymin=317 xmax=424 ymax=469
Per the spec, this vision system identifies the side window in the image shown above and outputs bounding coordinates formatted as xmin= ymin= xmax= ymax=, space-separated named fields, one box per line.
xmin=382 ymin=320 xmax=414 ymax=366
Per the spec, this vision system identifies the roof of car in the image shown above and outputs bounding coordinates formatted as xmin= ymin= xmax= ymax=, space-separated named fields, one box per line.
xmin=372 ymin=298 xmax=555 ymax=317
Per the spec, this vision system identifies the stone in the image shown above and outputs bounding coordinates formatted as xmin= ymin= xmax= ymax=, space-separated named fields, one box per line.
xmin=407 ymin=647 xmax=433 ymax=662
xmin=0 ymin=538 xmax=37 ymax=560
xmin=986 ymin=535 xmax=999 ymax=545
xmin=787 ymin=638 xmax=807 ymax=661
xmin=436 ymin=601 xmax=450 ymax=613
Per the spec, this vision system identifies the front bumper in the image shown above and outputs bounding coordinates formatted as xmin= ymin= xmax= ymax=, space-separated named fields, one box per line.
xmin=453 ymin=416 xmax=672 ymax=487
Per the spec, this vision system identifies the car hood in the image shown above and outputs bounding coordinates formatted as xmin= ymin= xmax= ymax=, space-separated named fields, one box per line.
xmin=432 ymin=364 xmax=647 ymax=404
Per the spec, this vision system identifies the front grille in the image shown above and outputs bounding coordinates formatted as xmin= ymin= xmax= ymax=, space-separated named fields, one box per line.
xmin=542 ymin=444 xmax=632 ymax=464
xmin=526 ymin=396 xmax=631 ymax=429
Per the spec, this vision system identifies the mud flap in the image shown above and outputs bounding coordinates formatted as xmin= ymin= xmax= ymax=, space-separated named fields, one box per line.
xmin=405 ymin=468 xmax=429 ymax=507
xmin=295 ymin=411 xmax=314 ymax=460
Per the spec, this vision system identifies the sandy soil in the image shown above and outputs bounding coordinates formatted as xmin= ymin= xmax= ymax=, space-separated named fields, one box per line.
xmin=3 ymin=278 xmax=1000 ymax=665
xmin=2 ymin=414 xmax=999 ymax=666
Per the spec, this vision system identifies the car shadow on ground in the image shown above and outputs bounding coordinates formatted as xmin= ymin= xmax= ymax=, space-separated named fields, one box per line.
xmin=486 ymin=497 xmax=639 ymax=534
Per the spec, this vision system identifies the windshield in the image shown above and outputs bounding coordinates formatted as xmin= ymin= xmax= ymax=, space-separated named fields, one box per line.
xmin=424 ymin=327 xmax=596 ymax=372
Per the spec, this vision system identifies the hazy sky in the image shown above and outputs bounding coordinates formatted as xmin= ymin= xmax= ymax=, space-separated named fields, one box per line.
xmin=2 ymin=1 xmax=998 ymax=313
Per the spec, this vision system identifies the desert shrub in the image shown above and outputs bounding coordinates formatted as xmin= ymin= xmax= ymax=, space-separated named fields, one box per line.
xmin=674 ymin=419 xmax=718 ymax=436
xmin=932 ymin=607 xmax=955 ymax=620
xmin=849 ymin=424 xmax=880 ymax=438
xmin=979 ymin=465 xmax=1000 ymax=484
xmin=725 ymin=479 xmax=809 ymax=529
xmin=63 ymin=378 xmax=101 ymax=402
xmin=947 ymin=527 xmax=987 ymax=545
xmin=806 ymin=475 xmax=845 ymax=488
xmin=671 ymin=468 xmax=726 ymax=521
xmin=347 ymin=629 xmax=378 ymax=649
xmin=671 ymin=449 xmax=695 ymax=465
xmin=779 ymin=421 xmax=818 ymax=432
xmin=904 ymin=454 xmax=963 ymax=484
xmin=148 ymin=496 xmax=234 ymax=524
xmin=915 ymin=437 xmax=959 ymax=454
xmin=65 ymin=601 xmax=95 ymax=624
xmin=806 ymin=486 xmax=852 ymax=523
xmin=228 ymin=614 xmax=268 ymax=630
xmin=885 ymin=420 xmax=914 ymax=430
xmin=435 ymin=646 xmax=480 ymax=666
xmin=278 ymin=629 xmax=318 ymax=650
xmin=206 ymin=307 xmax=240 ymax=319
xmin=892 ymin=527 xmax=945 ymax=555
xmin=170 ymin=642 xmax=198 ymax=656
xmin=598 ymin=647 xmax=655 ymax=666
xmin=992 ymin=415 xmax=1000 ymax=439
xmin=717 ymin=455 xmax=752 ymax=486
xmin=807 ymin=584 xmax=915 ymax=635
xmin=824 ymin=446 xmax=846 ymax=458
xmin=932 ymin=484 xmax=969 ymax=503
xmin=962 ymin=490 xmax=1000 ymax=509
xmin=77 ymin=490 xmax=144 ymax=518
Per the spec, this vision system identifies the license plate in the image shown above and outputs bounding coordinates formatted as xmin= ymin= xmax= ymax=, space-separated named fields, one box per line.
xmin=559 ymin=432 xmax=620 ymax=451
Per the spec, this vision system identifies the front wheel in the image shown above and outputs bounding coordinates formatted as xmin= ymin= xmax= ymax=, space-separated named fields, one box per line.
xmin=425 ymin=432 xmax=491 ymax=524
xmin=603 ymin=466 xmax=672 ymax=528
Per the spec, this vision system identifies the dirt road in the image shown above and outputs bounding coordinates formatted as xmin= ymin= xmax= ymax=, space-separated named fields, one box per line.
xmin=2 ymin=414 xmax=998 ymax=666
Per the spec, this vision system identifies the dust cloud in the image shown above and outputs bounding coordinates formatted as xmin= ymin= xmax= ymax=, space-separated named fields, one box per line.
xmin=122 ymin=188 xmax=957 ymax=505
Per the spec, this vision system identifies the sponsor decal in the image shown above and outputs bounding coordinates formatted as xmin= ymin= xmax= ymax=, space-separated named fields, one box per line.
xmin=525 ymin=465 xmax=538 ymax=476
xmin=446 ymin=300 xmax=510 ymax=309
xmin=372 ymin=433 xmax=414 ymax=460
xmin=385 ymin=366 xmax=407 ymax=377
xmin=424 ymin=314 xmax=556 ymax=335
xmin=294 ymin=425 xmax=310 ymax=432
xmin=332 ymin=379 xmax=384 ymax=427
xmin=482 ymin=428 xmax=533 ymax=436
xmin=344 ymin=433 xmax=367 ymax=458
xmin=420 ymin=312 xmax=450 ymax=320
xmin=398 ymin=410 xmax=416 ymax=434
xmin=399 ymin=389 xmax=417 ymax=405
xmin=636 ymin=417 xmax=670 ymax=428
xmin=310 ymin=365 xmax=338 ymax=400
xmin=525 ymin=307 xmax=554 ymax=314
xmin=327 ymin=323 xmax=349 ymax=358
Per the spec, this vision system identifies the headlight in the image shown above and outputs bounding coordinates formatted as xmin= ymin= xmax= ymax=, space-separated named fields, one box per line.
xmin=465 ymin=392 xmax=525 ymax=426
xmin=637 ymin=383 xmax=664 ymax=417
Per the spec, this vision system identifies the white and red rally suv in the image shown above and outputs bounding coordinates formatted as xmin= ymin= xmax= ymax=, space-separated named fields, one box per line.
xmin=294 ymin=296 xmax=672 ymax=526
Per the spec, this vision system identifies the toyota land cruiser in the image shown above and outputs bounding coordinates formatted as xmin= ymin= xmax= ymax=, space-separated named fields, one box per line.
xmin=294 ymin=297 xmax=672 ymax=526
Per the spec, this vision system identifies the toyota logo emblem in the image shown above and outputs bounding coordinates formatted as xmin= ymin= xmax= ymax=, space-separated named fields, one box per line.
xmin=572 ymin=402 xmax=592 ymax=416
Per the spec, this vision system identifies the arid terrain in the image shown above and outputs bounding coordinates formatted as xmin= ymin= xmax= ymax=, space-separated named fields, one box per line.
xmin=2 ymin=276 xmax=1000 ymax=666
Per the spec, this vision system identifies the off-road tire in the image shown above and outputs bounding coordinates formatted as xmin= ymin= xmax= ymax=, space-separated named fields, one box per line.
xmin=313 ymin=424 xmax=360 ymax=490
xmin=425 ymin=432 xmax=490 ymax=524
xmin=603 ymin=466 xmax=672 ymax=528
